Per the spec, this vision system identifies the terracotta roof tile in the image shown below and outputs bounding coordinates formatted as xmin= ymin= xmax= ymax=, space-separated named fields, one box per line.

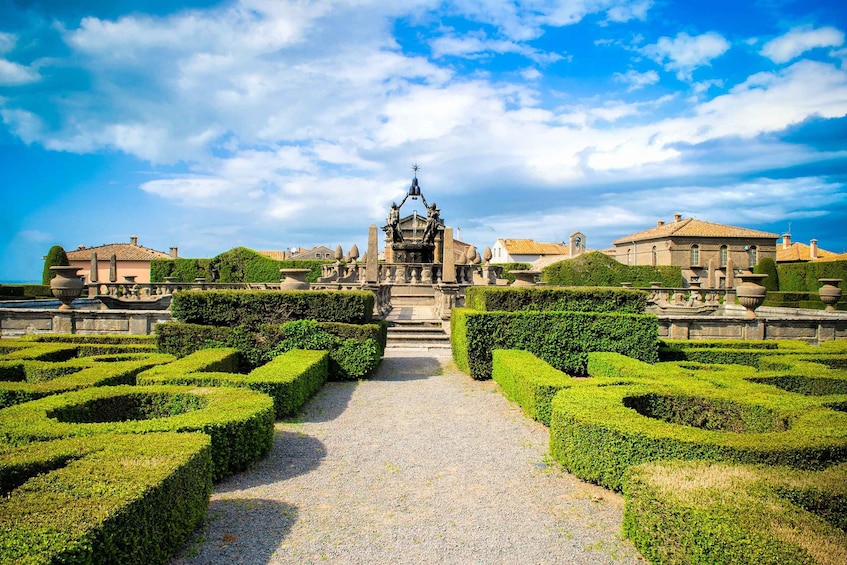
xmin=257 ymin=250 xmax=285 ymax=260
xmin=776 ymin=242 xmax=839 ymax=262
xmin=501 ymin=239 xmax=569 ymax=255
xmin=613 ymin=218 xmax=779 ymax=244
xmin=67 ymin=243 xmax=171 ymax=261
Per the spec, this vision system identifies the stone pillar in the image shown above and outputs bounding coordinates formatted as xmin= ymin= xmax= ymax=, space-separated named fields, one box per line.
xmin=366 ymin=225 xmax=379 ymax=283
xmin=53 ymin=312 xmax=75 ymax=334
xmin=442 ymin=227 xmax=456 ymax=283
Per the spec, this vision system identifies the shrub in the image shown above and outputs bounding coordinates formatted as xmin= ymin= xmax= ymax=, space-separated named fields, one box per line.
xmin=170 ymin=289 xmax=374 ymax=327
xmin=465 ymin=286 xmax=648 ymax=314
xmin=150 ymin=247 xmax=332 ymax=283
xmin=623 ymin=460 xmax=847 ymax=565
xmin=0 ymin=284 xmax=52 ymax=301
xmin=19 ymin=334 xmax=156 ymax=345
xmin=549 ymin=370 xmax=847 ymax=491
xmin=777 ymin=260 xmax=847 ymax=292
xmin=0 ymin=432 xmax=212 ymax=565
xmin=451 ymin=308 xmax=659 ymax=379
xmin=492 ymin=350 xmax=576 ymax=426
xmin=138 ymin=350 xmax=329 ymax=419
xmin=496 ymin=262 xmax=531 ymax=284
xmin=754 ymin=257 xmax=780 ymax=291
xmin=542 ymin=251 xmax=684 ymax=287
xmin=0 ymin=384 xmax=274 ymax=481
xmin=41 ymin=245 xmax=70 ymax=285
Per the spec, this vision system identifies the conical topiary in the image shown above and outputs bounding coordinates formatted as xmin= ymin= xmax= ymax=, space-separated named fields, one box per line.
xmin=42 ymin=245 xmax=70 ymax=285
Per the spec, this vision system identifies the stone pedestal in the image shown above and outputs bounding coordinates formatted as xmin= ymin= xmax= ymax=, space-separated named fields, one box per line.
xmin=442 ymin=228 xmax=456 ymax=283
xmin=366 ymin=225 xmax=379 ymax=283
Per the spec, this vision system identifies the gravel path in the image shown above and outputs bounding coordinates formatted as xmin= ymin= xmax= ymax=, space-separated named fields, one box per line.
xmin=172 ymin=350 xmax=645 ymax=565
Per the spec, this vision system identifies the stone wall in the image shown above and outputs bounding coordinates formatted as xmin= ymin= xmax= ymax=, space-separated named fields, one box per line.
xmin=0 ymin=308 xmax=172 ymax=337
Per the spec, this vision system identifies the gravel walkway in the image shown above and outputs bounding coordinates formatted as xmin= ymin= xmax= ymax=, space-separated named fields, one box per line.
xmin=171 ymin=350 xmax=645 ymax=565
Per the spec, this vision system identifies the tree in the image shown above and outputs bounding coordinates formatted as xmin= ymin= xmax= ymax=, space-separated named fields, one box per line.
xmin=42 ymin=245 xmax=70 ymax=285
xmin=753 ymin=257 xmax=779 ymax=291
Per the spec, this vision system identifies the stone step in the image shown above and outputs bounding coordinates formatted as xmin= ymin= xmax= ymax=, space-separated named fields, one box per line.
xmin=386 ymin=321 xmax=451 ymax=349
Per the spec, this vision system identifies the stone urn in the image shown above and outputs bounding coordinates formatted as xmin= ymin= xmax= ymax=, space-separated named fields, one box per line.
xmin=280 ymin=268 xmax=311 ymax=290
xmin=511 ymin=270 xmax=541 ymax=287
xmin=734 ymin=273 xmax=768 ymax=319
xmin=50 ymin=266 xmax=84 ymax=310
xmin=818 ymin=279 xmax=843 ymax=312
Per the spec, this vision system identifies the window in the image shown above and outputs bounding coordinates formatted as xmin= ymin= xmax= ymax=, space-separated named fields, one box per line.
xmin=719 ymin=245 xmax=728 ymax=267
xmin=315 ymin=253 xmax=320 ymax=258
xmin=690 ymin=244 xmax=700 ymax=266
xmin=749 ymin=245 xmax=758 ymax=267
xmin=651 ymin=246 xmax=657 ymax=266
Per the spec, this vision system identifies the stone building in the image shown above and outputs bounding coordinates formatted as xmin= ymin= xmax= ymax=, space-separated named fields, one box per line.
xmin=612 ymin=215 xmax=778 ymax=288
xmin=66 ymin=236 xmax=175 ymax=284
xmin=288 ymin=246 xmax=336 ymax=260
xmin=776 ymin=234 xmax=840 ymax=263
xmin=491 ymin=232 xmax=586 ymax=265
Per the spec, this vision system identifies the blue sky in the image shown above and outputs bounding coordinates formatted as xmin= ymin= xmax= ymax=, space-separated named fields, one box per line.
xmin=1 ymin=0 xmax=846 ymax=282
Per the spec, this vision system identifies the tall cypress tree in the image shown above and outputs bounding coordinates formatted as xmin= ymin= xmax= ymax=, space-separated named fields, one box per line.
xmin=42 ymin=245 xmax=70 ymax=285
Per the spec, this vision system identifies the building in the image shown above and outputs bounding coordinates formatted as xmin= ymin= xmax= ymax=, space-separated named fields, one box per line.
xmin=288 ymin=246 xmax=336 ymax=260
xmin=611 ymin=215 xmax=778 ymax=288
xmin=491 ymin=232 xmax=586 ymax=265
xmin=776 ymin=234 xmax=840 ymax=263
xmin=66 ymin=236 xmax=175 ymax=284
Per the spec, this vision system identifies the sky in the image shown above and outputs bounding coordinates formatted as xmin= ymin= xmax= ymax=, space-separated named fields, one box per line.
xmin=1 ymin=0 xmax=846 ymax=282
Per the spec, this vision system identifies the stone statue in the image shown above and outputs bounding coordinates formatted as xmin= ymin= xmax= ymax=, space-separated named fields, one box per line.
xmin=422 ymin=202 xmax=440 ymax=245
xmin=387 ymin=202 xmax=404 ymax=243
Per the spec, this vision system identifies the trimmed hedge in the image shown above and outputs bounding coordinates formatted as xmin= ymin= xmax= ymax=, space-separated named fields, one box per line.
xmin=451 ymin=308 xmax=659 ymax=379
xmin=777 ymin=260 xmax=847 ymax=292
xmin=496 ymin=262 xmax=531 ymax=284
xmin=623 ymin=460 xmax=847 ymax=565
xmin=549 ymin=374 xmax=847 ymax=491
xmin=464 ymin=286 xmax=648 ymax=314
xmin=170 ymin=289 xmax=374 ymax=327
xmin=491 ymin=350 xmax=576 ymax=426
xmin=42 ymin=245 xmax=69 ymax=285
xmin=19 ymin=333 xmax=157 ymax=345
xmin=138 ymin=350 xmax=329 ymax=419
xmin=0 ymin=432 xmax=212 ymax=565
xmin=2 ymin=343 xmax=81 ymax=362
xmin=0 ymin=385 xmax=274 ymax=481
xmin=0 ymin=284 xmax=52 ymax=301
xmin=541 ymin=251 xmax=684 ymax=287
xmin=137 ymin=348 xmax=241 ymax=379
xmin=658 ymin=340 xmax=823 ymax=366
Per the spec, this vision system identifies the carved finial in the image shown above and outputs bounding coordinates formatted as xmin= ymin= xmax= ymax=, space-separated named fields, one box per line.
xmin=412 ymin=164 xmax=420 ymax=177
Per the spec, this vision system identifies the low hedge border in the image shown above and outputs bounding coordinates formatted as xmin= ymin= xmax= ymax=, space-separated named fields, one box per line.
xmin=491 ymin=350 xmax=577 ymax=426
xmin=748 ymin=355 xmax=847 ymax=398
xmin=464 ymin=286 xmax=648 ymax=314
xmin=0 ymin=385 xmax=274 ymax=481
xmin=19 ymin=334 xmax=157 ymax=345
xmin=0 ymin=355 xmax=176 ymax=409
xmin=549 ymin=374 xmax=847 ymax=491
xmin=138 ymin=348 xmax=241 ymax=380
xmin=138 ymin=350 xmax=329 ymax=419
xmin=1 ymin=343 xmax=79 ymax=362
xmin=451 ymin=308 xmax=658 ymax=379
xmin=0 ymin=432 xmax=212 ymax=565
xmin=623 ymin=460 xmax=847 ymax=565
xmin=170 ymin=289 xmax=375 ymax=327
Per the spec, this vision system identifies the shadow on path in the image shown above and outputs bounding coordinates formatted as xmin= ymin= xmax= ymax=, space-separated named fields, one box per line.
xmin=372 ymin=355 xmax=445 ymax=382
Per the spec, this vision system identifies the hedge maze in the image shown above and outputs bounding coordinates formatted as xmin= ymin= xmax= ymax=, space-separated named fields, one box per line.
xmin=460 ymin=287 xmax=847 ymax=564
xmin=0 ymin=290 xmax=385 ymax=564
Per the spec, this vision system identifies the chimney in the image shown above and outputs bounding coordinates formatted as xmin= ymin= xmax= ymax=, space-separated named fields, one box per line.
xmin=169 ymin=246 xmax=179 ymax=258
xmin=657 ymin=220 xmax=664 ymax=227
xmin=673 ymin=214 xmax=682 ymax=223
xmin=782 ymin=233 xmax=791 ymax=249
xmin=130 ymin=235 xmax=138 ymax=246
xmin=810 ymin=239 xmax=818 ymax=260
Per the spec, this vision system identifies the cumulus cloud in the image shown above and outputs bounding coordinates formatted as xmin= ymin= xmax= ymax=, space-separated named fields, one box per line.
xmin=430 ymin=30 xmax=562 ymax=63
xmin=613 ymin=69 xmax=660 ymax=91
xmin=642 ymin=31 xmax=731 ymax=80
xmin=760 ymin=26 xmax=845 ymax=63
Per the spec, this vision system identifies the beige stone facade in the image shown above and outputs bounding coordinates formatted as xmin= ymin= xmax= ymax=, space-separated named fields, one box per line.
xmin=612 ymin=216 xmax=778 ymax=288
xmin=66 ymin=236 xmax=174 ymax=284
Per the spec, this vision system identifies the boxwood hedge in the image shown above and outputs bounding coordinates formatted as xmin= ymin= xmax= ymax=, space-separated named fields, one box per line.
xmin=549 ymin=375 xmax=847 ymax=491
xmin=491 ymin=349 xmax=577 ymax=426
xmin=19 ymin=334 xmax=157 ymax=345
xmin=138 ymin=350 xmax=329 ymax=419
xmin=451 ymin=308 xmax=658 ymax=379
xmin=465 ymin=286 xmax=648 ymax=314
xmin=623 ymin=460 xmax=847 ymax=565
xmin=0 ymin=432 xmax=212 ymax=565
xmin=170 ymin=289 xmax=374 ymax=327
xmin=0 ymin=385 xmax=274 ymax=481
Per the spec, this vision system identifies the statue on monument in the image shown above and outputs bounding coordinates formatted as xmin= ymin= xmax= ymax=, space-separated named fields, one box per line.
xmin=387 ymin=202 xmax=404 ymax=243
xmin=422 ymin=202 xmax=440 ymax=245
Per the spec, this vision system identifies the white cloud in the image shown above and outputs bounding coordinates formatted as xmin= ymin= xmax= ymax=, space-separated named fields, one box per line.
xmin=613 ymin=69 xmax=659 ymax=91
xmin=0 ymin=59 xmax=40 ymax=86
xmin=642 ymin=31 xmax=730 ymax=80
xmin=760 ymin=26 xmax=845 ymax=63
xmin=430 ymin=31 xmax=562 ymax=63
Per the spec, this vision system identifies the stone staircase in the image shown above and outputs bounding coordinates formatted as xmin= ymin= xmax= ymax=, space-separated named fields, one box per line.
xmin=383 ymin=286 xmax=451 ymax=349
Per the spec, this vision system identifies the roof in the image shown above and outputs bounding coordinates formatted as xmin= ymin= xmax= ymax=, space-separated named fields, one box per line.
xmin=66 ymin=242 xmax=171 ymax=261
xmin=499 ymin=239 xmax=569 ymax=256
xmin=289 ymin=245 xmax=335 ymax=260
xmin=257 ymin=250 xmax=285 ymax=260
xmin=613 ymin=218 xmax=779 ymax=244
xmin=776 ymin=242 xmax=839 ymax=263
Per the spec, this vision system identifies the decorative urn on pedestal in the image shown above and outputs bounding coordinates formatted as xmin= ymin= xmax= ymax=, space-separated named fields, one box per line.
xmin=49 ymin=266 xmax=84 ymax=310
xmin=280 ymin=268 xmax=311 ymax=290
xmin=511 ymin=270 xmax=541 ymax=287
xmin=734 ymin=272 xmax=768 ymax=319
xmin=818 ymin=279 xmax=843 ymax=312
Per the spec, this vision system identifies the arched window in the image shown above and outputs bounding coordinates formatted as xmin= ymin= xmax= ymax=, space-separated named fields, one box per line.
xmin=690 ymin=244 xmax=700 ymax=266
xmin=651 ymin=246 xmax=657 ymax=266
xmin=749 ymin=245 xmax=758 ymax=267
xmin=719 ymin=245 xmax=728 ymax=267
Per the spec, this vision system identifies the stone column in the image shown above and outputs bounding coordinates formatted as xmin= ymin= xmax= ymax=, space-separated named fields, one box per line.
xmin=366 ymin=225 xmax=379 ymax=283
xmin=442 ymin=227 xmax=456 ymax=283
